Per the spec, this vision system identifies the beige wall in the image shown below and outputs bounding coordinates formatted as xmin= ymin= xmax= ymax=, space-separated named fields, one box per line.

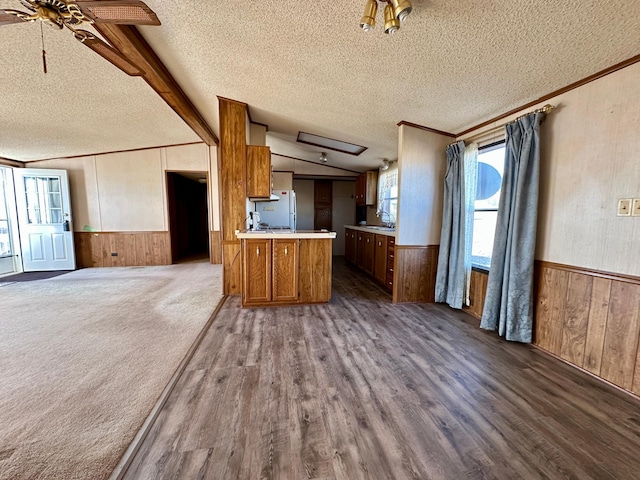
xmin=293 ymin=179 xmax=314 ymax=230
xmin=459 ymin=62 xmax=640 ymax=277
xmin=396 ymin=125 xmax=450 ymax=246
xmin=30 ymin=143 xmax=220 ymax=234
xmin=272 ymin=154 xmax=357 ymax=178
xmin=272 ymin=171 xmax=293 ymax=191
xmin=332 ymin=180 xmax=356 ymax=255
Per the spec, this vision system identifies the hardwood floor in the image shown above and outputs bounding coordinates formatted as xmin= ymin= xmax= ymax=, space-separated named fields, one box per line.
xmin=122 ymin=258 xmax=640 ymax=479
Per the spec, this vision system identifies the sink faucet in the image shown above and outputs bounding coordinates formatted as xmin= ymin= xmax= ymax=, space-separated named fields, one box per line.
xmin=376 ymin=209 xmax=396 ymax=228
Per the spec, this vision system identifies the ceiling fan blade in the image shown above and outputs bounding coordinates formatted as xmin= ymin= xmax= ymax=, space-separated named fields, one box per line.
xmin=75 ymin=30 xmax=145 ymax=76
xmin=0 ymin=11 xmax=29 ymax=25
xmin=74 ymin=1 xmax=160 ymax=26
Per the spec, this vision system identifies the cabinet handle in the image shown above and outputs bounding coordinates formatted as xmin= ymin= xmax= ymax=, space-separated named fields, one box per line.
xmin=367 ymin=238 xmax=370 ymax=243
xmin=284 ymin=246 xmax=288 ymax=255
xmin=378 ymin=241 xmax=381 ymax=246
xmin=256 ymin=247 xmax=260 ymax=256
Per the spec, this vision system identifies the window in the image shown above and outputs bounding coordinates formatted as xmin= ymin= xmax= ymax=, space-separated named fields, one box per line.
xmin=472 ymin=142 xmax=505 ymax=269
xmin=377 ymin=163 xmax=398 ymax=225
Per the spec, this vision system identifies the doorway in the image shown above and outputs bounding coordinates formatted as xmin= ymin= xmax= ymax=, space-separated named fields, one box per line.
xmin=166 ymin=172 xmax=209 ymax=263
xmin=0 ymin=166 xmax=19 ymax=276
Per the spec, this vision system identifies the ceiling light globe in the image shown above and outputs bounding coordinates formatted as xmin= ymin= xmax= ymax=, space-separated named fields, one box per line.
xmin=391 ymin=0 xmax=412 ymax=23
xmin=359 ymin=0 xmax=377 ymax=31
xmin=383 ymin=4 xmax=400 ymax=34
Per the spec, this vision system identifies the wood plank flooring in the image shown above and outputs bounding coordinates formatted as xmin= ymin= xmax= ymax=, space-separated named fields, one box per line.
xmin=122 ymin=258 xmax=640 ymax=479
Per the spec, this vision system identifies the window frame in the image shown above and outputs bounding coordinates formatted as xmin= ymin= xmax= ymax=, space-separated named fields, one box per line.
xmin=471 ymin=140 xmax=506 ymax=271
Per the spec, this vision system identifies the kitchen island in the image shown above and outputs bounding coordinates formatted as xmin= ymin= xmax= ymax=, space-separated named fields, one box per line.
xmin=236 ymin=230 xmax=337 ymax=307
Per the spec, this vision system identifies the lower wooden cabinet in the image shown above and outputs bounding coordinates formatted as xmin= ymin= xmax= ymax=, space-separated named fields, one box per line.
xmin=243 ymin=239 xmax=272 ymax=304
xmin=345 ymin=228 xmax=394 ymax=293
xmin=374 ymin=235 xmax=388 ymax=283
xmin=364 ymin=232 xmax=375 ymax=275
xmin=272 ymin=239 xmax=298 ymax=302
xmin=242 ymin=237 xmax=331 ymax=307
xmin=345 ymin=229 xmax=356 ymax=264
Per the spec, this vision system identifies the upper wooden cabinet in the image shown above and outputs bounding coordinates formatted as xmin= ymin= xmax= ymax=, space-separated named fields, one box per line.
xmin=246 ymin=145 xmax=272 ymax=198
xmin=314 ymin=180 xmax=332 ymax=205
xmin=355 ymin=170 xmax=378 ymax=206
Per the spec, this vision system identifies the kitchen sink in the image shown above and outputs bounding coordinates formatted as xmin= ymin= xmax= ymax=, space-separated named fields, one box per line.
xmin=366 ymin=226 xmax=395 ymax=231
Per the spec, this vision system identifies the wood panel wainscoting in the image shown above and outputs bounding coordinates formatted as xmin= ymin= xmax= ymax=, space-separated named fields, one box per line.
xmin=464 ymin=261 xmax=640 ymax=397
xmin=463 ymin=269 xmax=489 ymax=319
xmin=209 ymin=230 xmax=222 ymax=264
xmin=222 ymin=240 xmax=242 ymax=295
xmin=392 ymin=245 xmax=439 ymax=303
xmin=75 ymin=231 xmax=171 ymax=268
xmin=534 ymin=261 xmax=640 ymax=395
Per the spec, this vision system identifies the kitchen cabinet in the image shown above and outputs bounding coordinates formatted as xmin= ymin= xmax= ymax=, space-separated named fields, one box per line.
xmin=239 ymin=233 xmax=335 ymax=307
xmin=314 ymin=180 xmax=332 ymax=205
xmin=374 ymin=234 xmax=388 ymax=284
xmin=272 ymin=239 xmax=298 ymax=302
xmin=355 ymin=170 xmax=378 ymax=206
xmin=246 ymin=145 xmax=272 ymax=198
xmin=243 ymin=238 xmax=271 ymax=304
xmin=356 ymin=231 xmax=365 ymax=269
xmin=243 ymin=238 xmax=297 ymax=305
xmin=314 ymin=206 xmax=332 ymax=230
xmin=345 ymin=228 xmax=357 ymax=264
xmin=364 ymin=232 xmax=375 ymax=275
xmin=386 ymin=237 xmax=395 ymax=292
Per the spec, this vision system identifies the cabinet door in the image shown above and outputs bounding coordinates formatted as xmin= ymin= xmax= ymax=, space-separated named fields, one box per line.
xmin=314 ymin=206 xmax=332 ymax=230
xmin=374 ymin=234 xmax=388 ymax=283
xmin=314 ymin=180 xmax=332 ymax=206
xmin=364 ymin=232 xmax=375 ymax=275
xmin=355 ymin=174 xmax=365 ymax=206
xmin=243 ymin=239 xmax=271 ymax=304
xmin=345 ymin=229 xmax=356 ymax=263
xmin=365 ymin=171 xmax=379 ymax=206
xmin=272 ymin=239 xmax=298 ymax=302
xmin=246 ymin=145 xmax=271 ymax=198
xmin=356 ymin=232 xmax=365 ymax=268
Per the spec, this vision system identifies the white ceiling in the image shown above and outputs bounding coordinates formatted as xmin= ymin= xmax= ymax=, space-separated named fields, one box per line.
xmin=2 ymin=0 xmax=640 ymax=170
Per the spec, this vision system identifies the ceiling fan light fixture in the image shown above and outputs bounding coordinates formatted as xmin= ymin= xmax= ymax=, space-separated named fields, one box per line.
xmin=383 ymin=3 xmax=400 ymax=34
xmin=381 ymin=158 xmax=390 ymax=170
xmin=359 ymin=0 xmax=377 ymax=31
xmin=391 ymin=0 xmax=412 ymax=23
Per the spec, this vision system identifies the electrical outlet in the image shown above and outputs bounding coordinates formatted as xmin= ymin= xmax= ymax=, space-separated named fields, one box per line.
xmin=632 ymin=198 xmax=640 ymax=217
xmin=617 ymin=199 xmax=632 ymax=216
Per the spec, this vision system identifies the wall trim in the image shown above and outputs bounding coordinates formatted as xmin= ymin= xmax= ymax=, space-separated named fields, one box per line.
xmin=456 ymin=53 xmax=640 ymax=137
xmin=396 ymin=121 xmax=456 ymax=138
xmin=536 ymin=260 xmax=640 ymax=286
xmin=26 ymin=142 xmax=206 ymax=163
xmin=0 ymin=157 xmax=25 ymax=168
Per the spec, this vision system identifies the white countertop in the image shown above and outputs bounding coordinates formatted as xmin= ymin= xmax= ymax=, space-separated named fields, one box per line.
xmin=345 ymin=225 xmax=396 ymax=237
xmin=236 ymin=229 xmax=337 ymax=239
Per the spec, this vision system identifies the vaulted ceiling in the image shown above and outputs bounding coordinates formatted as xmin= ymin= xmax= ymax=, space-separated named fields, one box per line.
xmin=2 ymin=0 xmax=639 ymax=171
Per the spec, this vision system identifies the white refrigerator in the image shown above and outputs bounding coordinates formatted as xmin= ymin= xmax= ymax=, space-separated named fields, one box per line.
xmin=255 ymin=190 xmax=297 ymax=229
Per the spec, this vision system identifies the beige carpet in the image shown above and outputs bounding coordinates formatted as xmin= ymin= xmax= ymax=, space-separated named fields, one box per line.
xmin=0 ymin=262 xmax=223 ymax=480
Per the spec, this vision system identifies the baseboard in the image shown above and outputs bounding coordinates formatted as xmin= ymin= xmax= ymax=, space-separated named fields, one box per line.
xmin=109 ymin=295 xmax=228 ymax=480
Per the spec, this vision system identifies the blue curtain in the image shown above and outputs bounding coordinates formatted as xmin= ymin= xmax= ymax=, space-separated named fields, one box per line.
xmin=435 ymin=141 xmax=477 ymax=309
xmin=480 ymin=112 xmax=544 ymax=342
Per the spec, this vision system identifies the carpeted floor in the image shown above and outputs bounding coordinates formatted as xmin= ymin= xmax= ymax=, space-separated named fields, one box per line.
xmin=0 ymin=262 xmax=223 ymax=480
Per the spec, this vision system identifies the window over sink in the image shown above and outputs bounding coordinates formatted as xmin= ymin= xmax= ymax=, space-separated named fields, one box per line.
xmin=377 ymin=162 xmax=398 ymax=226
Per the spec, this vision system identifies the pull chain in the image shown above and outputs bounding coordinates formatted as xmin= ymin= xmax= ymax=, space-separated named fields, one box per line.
xmin=40 ymin=22 xmax=47 ymax=74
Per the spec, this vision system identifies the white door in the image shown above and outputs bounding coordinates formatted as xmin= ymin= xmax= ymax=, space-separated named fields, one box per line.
xmin=14 ymin=169 xmax=76 ymax=271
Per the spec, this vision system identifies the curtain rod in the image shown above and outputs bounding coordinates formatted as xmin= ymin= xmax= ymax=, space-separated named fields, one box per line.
xmin=449 ymin=104 xmax=556 ymax=147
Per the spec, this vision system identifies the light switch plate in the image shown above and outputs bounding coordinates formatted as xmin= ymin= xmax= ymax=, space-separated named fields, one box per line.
xmin=617 ymin=198 xmax=632 ymax=216
xmin=632 ymin=198 xmax=640 ymax=217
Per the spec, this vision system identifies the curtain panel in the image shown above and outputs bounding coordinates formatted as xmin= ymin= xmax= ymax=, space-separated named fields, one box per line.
xmin=480 ymin=111 xmax=545 ymax=343
xmin=435 ymin=141 xmax=477 ymax=309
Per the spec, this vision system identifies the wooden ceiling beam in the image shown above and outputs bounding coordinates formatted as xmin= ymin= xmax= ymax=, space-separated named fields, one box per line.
xmin=95 ymin=24 xmax=219 ymax=146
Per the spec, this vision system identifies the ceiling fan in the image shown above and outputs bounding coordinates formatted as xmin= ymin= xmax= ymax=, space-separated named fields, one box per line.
xmin=0 ymin=0 xmax=160 ymax=75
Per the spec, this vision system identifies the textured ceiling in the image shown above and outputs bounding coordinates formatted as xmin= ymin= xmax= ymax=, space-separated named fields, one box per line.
xmin=2 ymin=0 xmax=640 ymax=169
xmin=0 ymin=0 xmax=199 ymax=161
